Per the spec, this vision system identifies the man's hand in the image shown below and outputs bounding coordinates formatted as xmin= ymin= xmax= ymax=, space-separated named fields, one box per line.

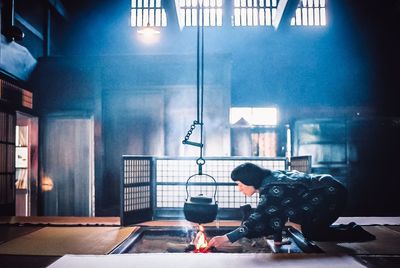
xmin=273 ymin=237 xmax=291 ymax=246
xmin=206 ymin=235 xmax=230 ymax=249
xmin=285 ymin=220 xmax=302 ymax=233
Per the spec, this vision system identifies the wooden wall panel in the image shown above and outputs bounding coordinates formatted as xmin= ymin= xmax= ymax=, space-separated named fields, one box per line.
xmin=102 ymin=92 xmax=164 ymax=212
xmin=40 ymin=115 xmax=94 ymax=216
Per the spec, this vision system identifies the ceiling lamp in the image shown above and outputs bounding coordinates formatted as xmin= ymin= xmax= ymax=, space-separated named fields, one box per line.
xmin=137 ymin=23 xmax=160 ymax=36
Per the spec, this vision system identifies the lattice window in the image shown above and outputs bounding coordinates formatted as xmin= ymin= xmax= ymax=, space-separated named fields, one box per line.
xmin=124 ymin=186 xmax=151 ymax=210
xmin=123 ymin=159 xmax=152 ymax=212
xmin=233 ymin=0 xmax=326 ymax=27
xmin=291 ymin=0 xmax=326 ymax=26
xmin=178 ymin=0 xmax=223 ymax=27
xmin=233 ymin=0 xmax=278 ymax=26
xmin=155 ymin=158 xmax=286 ymax=208
xmin=131 ymin=0 xmax=167 ymax=27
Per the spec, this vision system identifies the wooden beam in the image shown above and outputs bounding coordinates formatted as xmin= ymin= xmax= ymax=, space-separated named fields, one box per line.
xmin=272 ymin=0 xmax=301 ymax=30
xmin=14 ymin=13 xmax=43 ymax=40
xmin=48 ymin=0 xmax=67 ymax=19
xmin=173 ymin=0 xmax=184 ymax=31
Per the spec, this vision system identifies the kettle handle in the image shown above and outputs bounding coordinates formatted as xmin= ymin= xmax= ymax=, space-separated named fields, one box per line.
xmin=185 ymin=173 xmax=218 ymax=202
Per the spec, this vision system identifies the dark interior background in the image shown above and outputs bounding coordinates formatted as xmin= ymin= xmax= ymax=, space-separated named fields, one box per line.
xmin=1 ymin=0 xmax=400 ymax=217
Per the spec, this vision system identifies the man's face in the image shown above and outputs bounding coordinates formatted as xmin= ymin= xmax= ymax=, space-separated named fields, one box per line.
xmin=236 ymin=181 xmax=257 ymax=197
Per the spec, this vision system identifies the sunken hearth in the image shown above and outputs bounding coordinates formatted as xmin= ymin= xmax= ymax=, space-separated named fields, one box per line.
xmin=111 ymin=227 xmax=311 ymax=254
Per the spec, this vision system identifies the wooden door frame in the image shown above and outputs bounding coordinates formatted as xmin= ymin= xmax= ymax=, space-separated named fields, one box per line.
xmin=39 ymin=112 xmax=95 ymax=216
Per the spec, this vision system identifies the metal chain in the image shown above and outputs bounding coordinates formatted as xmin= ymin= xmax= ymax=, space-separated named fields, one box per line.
xmin=183 ymin=120 xmax=199 ymax=142
xmin=181 ymin=1 xmax=206 ymax=175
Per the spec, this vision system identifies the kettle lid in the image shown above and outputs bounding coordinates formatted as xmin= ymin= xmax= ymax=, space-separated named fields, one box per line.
xmin=190 ymin=194 xmax=212 ymax=204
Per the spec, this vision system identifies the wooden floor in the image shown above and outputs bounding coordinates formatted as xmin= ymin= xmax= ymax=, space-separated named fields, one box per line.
xmin=0 ymin=217 xmax=399 ymax=268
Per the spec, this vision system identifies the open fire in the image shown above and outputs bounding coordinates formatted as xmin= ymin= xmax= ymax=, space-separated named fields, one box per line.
xmin=115 ymin=226 xmax=304 ymax=254
xmin=192 ymin=224 xmax=210 ymax=253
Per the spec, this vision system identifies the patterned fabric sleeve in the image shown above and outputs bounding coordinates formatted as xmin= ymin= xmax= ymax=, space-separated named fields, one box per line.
xmin=226 ymin=194 xmax=276 ymax=242
xmin=226 ymin=171 xmax=322 ymax=243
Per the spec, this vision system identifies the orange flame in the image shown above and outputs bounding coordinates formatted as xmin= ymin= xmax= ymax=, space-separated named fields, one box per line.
xmin=193 ymin=224 xmax=209 ymax=253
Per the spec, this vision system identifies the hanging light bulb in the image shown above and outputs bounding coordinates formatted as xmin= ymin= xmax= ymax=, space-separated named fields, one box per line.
xmin=137 ymin=22 xmax=160 ymax=36
xmin=137 ymin=22 xmax=160 ymax=44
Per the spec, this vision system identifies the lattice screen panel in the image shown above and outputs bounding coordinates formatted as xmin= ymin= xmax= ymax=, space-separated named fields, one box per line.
xmin=155 ymin=158 xmax=286 ymax=209
xmin=290 ymin=155 xmax=312 ymax=173
xmin=122 ymin=158 xmax=152 ymax=213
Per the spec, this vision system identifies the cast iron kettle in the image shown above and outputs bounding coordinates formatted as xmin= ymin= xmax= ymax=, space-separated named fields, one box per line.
xmin=183 ymin=173 xmax=218 ymax=224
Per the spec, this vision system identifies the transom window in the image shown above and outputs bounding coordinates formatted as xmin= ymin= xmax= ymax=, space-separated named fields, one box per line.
xmin=291 ymin=0 xmax=326 ymax=26
xmin=131 ymin=0 xmax=167 ymax=27
xmin=233 ymin=0 xmax=278 ymax=26
xmin=130 ymin=0 xmax=327 ymax=29
xmin=233 ymin=0 xmax=326 ymax=27
xmin=178 ymin=0 xmax=223 ymax=27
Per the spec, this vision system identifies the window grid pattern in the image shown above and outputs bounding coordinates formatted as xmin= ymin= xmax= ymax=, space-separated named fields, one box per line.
xmin=291 ymin=0 xmax=326 ymax=26
xmin=123 ymin=159 xmax=151 ymax=212
xmin=156 ymin=158 xmax=286 ymax=208
xmin=233 ymin=0 xmax=278 ymax=26
xmin=233 ymin=0 xmax=326 ymax=27
xmin=124 ymin=186 xmax=151 ymax=211
xmin=178 ymin=0 xmax=223 ymax=27
xmin=290 ymin=156 xmax=312 ymax=173
xmin=131 ymin=0 xmax=167 ymax=27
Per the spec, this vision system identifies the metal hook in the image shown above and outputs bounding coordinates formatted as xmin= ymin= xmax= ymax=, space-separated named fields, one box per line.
xmin=196 ymin=157 xmax=205 ymax=175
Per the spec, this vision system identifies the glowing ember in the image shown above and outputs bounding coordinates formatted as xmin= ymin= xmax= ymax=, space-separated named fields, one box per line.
xmin=193 ymin=224 xmax=209 ymax=253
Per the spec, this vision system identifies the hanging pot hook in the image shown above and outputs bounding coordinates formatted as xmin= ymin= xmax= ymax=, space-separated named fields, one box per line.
xmin=196 ymin=157 xmax=205 ymax=175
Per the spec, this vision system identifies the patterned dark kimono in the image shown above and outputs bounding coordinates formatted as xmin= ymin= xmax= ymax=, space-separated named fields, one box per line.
xmin=226 ymin=170 xmax=347 ymax=243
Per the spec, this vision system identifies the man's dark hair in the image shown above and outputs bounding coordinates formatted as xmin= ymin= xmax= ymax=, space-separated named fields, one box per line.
xmin=231 ymin=162 xmax=271 ymax=189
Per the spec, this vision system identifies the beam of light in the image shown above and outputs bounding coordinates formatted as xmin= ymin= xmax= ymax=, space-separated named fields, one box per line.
xmin=137 ymin=23 xmax=161 ymax=44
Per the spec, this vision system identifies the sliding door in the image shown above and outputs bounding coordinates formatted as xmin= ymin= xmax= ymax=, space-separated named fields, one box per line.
xmin=0 ymin=108 xmax=16 ymax=216
xmin=41 ymin=114 xmax=94 ymax=216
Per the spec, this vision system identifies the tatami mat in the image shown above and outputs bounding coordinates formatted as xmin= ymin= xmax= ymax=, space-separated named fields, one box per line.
xmin=0 ymin=226 xmax=43 ymax=244
xmin=0 ymin=226 xmax=137 ymax=256
xmin=0 ymin=216 xmax=120 ymax=226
